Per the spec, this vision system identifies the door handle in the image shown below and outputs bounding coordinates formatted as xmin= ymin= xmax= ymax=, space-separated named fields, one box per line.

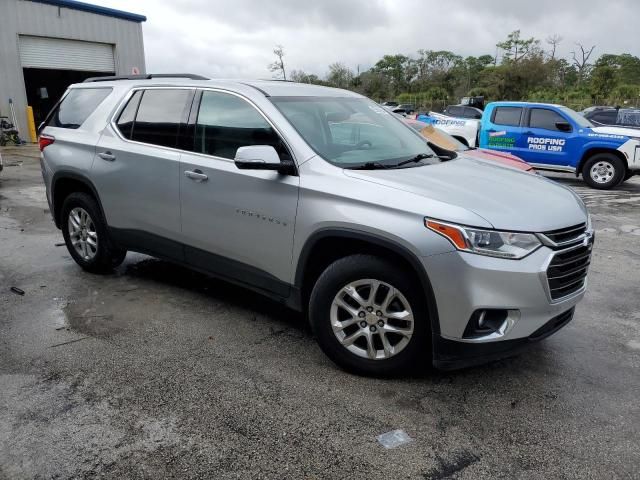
xmin=98 ymin=151 xmax=115 ymax=161
xmin=184 ymin=169 xmax=208 ymax=182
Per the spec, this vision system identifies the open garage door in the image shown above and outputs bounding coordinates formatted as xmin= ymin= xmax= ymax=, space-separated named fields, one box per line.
xmin=18 ymin=36 xmax=115 ymax=127
xmin=19 ymin=35 xmax=115 ymax=72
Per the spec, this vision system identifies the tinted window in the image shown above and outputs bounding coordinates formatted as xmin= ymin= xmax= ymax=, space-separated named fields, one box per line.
xmin=465 ymin=107 xmax=482 ymax=119
xmin=46 ymin=88 xmax=111 ymax=129
xmin=194 ymin=91 xmax=290 ymax=160
xmin=131 ymin=89 xmax=192 ymax=148
xmin=529 ymin=108 xmax=567 ymax=131
xmin=590 ymin=111 xmax=617 ymax=125
xmin=446 ymin=106 xmax=463 ymax=117
xmin=493 ymin=107 xmax=523 ymax=126
xmin=116 ymin=90 xmax=142 ymax=140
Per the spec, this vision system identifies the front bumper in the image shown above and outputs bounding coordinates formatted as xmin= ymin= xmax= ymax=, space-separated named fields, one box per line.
xmin=421 ymin=243 xmax=589 ymax=369
xmin=433 ymin=308 xmax=575 ymax=369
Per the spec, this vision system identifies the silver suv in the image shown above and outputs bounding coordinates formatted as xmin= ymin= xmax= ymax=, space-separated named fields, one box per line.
xmin=39 ymin=75 xmax=593 ymax=375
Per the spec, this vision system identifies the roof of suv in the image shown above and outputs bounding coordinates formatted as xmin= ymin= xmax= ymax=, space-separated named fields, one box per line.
xmin=73 ymin=77 xmax=361 ymax=98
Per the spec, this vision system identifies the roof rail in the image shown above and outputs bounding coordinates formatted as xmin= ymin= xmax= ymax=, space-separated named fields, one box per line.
xmin=83 ymin=73 xmax=210 ymax=83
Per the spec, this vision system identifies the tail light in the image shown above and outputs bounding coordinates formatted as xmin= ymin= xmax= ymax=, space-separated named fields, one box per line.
xmin=38 ymin=134 xmax=55 ymax=151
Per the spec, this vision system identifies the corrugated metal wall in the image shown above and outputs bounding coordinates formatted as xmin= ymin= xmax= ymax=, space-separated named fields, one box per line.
xmin=0 ymin=0 xmax=146 ymax=136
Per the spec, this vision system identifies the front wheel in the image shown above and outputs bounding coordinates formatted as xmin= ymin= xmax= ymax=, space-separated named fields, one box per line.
xmin=582 ymin=153 xmax=625 ymax=189
xmin=309 ymin=254 xmax=431 ymax=376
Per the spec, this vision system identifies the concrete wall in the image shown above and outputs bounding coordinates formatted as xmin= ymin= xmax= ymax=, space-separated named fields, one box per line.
xmin=0 ymin=0 xmax=145 ymax=137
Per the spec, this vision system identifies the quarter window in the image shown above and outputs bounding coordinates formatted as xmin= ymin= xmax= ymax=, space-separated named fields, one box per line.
xmin=46 ymin=88 xmax=112 ymax=129
xmin=493 ymin=107 xmax=523 ymax=127
xmin=194 ymin=91 xmax=290 ymax=160
xmin=130 ymin=89 xmax=192 ymax=148
xmin=529 ymin=108 xmax=567 ymax=131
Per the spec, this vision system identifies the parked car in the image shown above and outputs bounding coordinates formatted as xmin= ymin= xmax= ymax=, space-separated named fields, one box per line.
xmin=401 ymin=116 xmax=534 ymax=173
xmin=460 ymin=96 xmax=485 ymax=111
xmin=442 ymin=105 xmax=483 ymax=119
xmin=416 ymin=111 xmax=480 ymax=147
xmin=582 ymin=106 xmax=640 ymax=129
xmin=40 ymin=76 xmax=592 ymax=375
xmin=479 ymin=101 xmax=640 ymax=189
xmin=392 ymin=103 xmax=416 ymax=115
xmin=380 ymin=101 xmax=399 ymax=108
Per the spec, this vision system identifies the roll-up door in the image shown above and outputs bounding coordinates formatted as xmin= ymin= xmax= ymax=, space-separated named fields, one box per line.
xmin=19 ymin=35 xmax=115 ymax=72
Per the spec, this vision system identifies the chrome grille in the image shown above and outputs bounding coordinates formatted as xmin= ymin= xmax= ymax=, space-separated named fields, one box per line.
xmin=546 ymin=244 xmax=592 ymax=300
xmin=541 ymin=223 xmax=587 ymax=247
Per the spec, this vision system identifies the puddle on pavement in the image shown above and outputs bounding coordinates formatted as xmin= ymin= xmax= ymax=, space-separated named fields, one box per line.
xmin=61 ymin=292 xmax=122 ymax=338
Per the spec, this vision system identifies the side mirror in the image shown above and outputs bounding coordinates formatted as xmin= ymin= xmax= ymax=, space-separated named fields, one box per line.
xmin=234 ymin=145 xmax=295 ymax=175
xmin=555 ymin=121 xmax=572 ymax=132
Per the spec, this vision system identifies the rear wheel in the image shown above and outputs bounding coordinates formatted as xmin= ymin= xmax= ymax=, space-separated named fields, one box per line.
xmin=61 ymin=192 xmax=126 ymax=273
xmin=582 ymin=153 xmax=625 ymax=189
xmin=309 ymin=254 xmax=431 ymax=376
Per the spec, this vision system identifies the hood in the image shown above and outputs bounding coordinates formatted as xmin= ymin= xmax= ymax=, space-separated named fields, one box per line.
xmin=591 ymin=126 xmax=640 ymax=138
xmin=343 ymin=156 xmax=587 ymax=232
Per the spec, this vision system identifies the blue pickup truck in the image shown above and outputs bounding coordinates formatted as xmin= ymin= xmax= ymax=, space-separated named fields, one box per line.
xmin=479 ymin=101 xmax=640 ymax=189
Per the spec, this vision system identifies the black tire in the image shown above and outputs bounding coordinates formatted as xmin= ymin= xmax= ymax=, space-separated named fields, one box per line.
xmin=61 ymin=192 xmax=126 ymax=273
xmin=309 ymin=254 xmax=431 ymax=376
xmin=582 ymin=153 xmax=625 ymax=189
xmin=617 ymin=169 xmax=635 ymax=185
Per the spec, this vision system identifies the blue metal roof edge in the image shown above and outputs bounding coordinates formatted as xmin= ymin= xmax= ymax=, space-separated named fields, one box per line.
xmin=31 ymin=0 xmax=147 ymax=22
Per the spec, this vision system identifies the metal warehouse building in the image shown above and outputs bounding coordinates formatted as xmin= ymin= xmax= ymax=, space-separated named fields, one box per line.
xmin=0 ymin=0 xmax=146 ymax=139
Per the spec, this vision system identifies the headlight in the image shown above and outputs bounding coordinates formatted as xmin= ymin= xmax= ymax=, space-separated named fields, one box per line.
xmin=425 ymin=219 xmax=541 ymax=259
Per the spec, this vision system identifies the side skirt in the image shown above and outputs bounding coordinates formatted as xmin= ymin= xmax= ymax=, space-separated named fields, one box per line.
xmin=109 ymin=227 xmax=302 ymax=311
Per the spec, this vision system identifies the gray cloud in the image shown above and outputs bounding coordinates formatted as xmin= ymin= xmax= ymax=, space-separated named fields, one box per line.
xmin=101 ymin=0 xmax=640 ymax=79
xmin=171 ymin=0 xmax=391 ymax=31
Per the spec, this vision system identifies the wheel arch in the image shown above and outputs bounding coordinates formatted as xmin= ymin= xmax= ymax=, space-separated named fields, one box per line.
xmin=577 ymin=147 xmax=628 ymax=178
xmin=294 ymin=229 xmax=441 ymax=335
xmin=51 ymin=171 xmax=106 ymax=229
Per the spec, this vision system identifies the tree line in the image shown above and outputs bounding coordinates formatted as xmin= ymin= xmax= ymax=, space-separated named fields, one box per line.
xmin=268 ymin=31 xmax=640 ymax=111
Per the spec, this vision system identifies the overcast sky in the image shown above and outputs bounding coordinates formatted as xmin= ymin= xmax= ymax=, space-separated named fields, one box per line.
xmin=100 ymin=0 xmax=640 ymax=78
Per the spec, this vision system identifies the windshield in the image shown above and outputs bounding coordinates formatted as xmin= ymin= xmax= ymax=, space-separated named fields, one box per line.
xmin=270 ymin=96 xmax=434 ymax=168
xmin=559 ymin=106 xmax=594 ymax=128
xmin=402 ymin=118 xmax=469 ymax=152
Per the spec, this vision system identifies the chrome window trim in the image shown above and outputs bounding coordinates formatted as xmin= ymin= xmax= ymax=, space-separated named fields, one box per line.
xmin=108 ymin=85 xmax=298 ymax=166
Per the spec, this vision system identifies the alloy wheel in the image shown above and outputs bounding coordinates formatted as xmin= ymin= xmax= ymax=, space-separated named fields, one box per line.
xmin=68 ymin=207 xmax=98 ymax=261
xmin=330 ymin=279 xmax=414 ymax=360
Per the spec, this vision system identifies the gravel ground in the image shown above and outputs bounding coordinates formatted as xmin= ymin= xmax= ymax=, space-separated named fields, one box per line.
xmin=1 ymin=146 xmax=639 ymax=479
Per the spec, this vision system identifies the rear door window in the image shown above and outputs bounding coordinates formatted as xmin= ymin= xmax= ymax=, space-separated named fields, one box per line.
xmin=492 ymin=107 xmax=523 ymax=126
xmin=45 ymin=88 xmax=112 ymax=129
xmin=528 ymin=108 xmax=567 ymax=131
xmin=130 ymin=89 xmax=193 ymax=148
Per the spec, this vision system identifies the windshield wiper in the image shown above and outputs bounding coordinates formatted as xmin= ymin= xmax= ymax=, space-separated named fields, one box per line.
xmin=394 ymin=153 xmax=436 ymax=167
xmin=348 ymin=161 xmax=391 ymax=170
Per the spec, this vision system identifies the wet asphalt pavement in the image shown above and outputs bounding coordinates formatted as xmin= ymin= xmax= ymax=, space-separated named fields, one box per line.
xmin=1 ymin=146 xmax=639 ymax=479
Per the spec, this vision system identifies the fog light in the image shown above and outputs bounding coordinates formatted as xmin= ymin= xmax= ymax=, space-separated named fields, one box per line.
xmin=463 ymin=309 xmax=510 ymax=339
